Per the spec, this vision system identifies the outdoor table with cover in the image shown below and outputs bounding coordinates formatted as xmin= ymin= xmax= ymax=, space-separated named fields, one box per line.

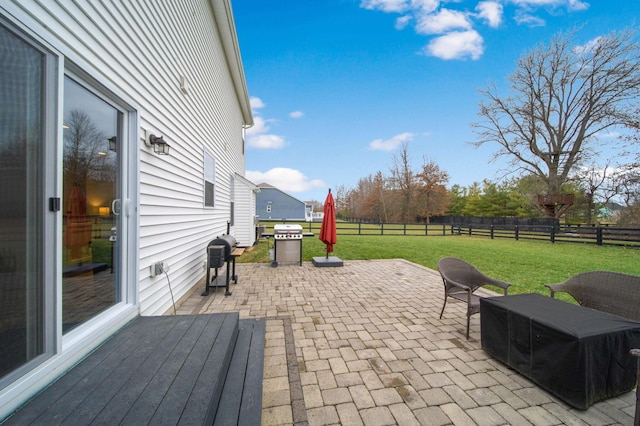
xmin=480 ymin=293 xmax=640 ymax=409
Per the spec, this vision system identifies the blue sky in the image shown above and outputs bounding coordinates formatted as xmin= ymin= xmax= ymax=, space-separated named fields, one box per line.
xmin=232 ymin=0 xmax=640 ymax=203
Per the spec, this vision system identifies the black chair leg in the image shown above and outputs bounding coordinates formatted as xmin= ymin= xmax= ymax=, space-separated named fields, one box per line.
xmin=439 ymin=297 xmax=447 ymax=319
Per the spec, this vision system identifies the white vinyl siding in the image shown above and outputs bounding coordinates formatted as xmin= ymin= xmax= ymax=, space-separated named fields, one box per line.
xmin=231 ymin=173 xmax=258 ymax=247
xmin=2 ymin=1 xmax=250 ymax=315
xmin=204 ymin=151 xmax=215 ymax=207
xmin=1 ymin=0 xmax=252 ymax=416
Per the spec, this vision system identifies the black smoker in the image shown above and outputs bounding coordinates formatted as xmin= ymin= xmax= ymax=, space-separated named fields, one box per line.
xmin=202 ymin=234 xmax=237 ymax=296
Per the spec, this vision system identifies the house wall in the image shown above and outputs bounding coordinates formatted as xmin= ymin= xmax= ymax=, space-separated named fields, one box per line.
xmin=1 ymin=1 xmax=252 ymax=320
xmin=231 ymin=174 xmax=258 ymax=247
xmin=256 ymin=187 xmax=307 ymax=221
xmin=0 ymin=0 xmax=252 ymax=416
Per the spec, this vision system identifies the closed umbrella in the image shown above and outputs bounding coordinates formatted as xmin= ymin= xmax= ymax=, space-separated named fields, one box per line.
xmin=319 ymin=189 xmax=337 ymax=258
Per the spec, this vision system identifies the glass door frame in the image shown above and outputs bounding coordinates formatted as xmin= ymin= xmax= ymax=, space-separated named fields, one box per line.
xmin=0 ymin=15 xmax=58 ymax=389
xmin=0 ymin=10 xmax=139 ymax=415
xmin=59 ymin=65 xmax=139 ymax=351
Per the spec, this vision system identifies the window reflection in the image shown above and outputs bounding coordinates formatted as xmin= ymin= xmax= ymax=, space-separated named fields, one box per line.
xmin=62 ymin=77 xmax=119 ymax=333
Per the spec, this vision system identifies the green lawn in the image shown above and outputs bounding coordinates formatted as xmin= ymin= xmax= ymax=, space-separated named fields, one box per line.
xmin=240 ymin=234 xmax=640 ymax=301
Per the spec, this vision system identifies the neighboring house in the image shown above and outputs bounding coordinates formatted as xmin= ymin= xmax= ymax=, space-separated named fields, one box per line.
xmin=256 ymin=183 xmax=313 ymax=221
xmin=0 ymin=0 xmax=253 ymax=418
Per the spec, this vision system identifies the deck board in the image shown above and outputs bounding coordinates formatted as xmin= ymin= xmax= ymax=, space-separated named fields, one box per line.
xmin=237 ymin=318 xmax=266 ymax=425
xmin=3 ymin=313 xmax=259 ymax=426
xmin=212 ymin=318 xmax=266 ymax=425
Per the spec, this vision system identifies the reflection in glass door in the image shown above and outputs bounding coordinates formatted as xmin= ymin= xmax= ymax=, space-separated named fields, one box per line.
xmin=0 ymin=24 xmax=45 ymax=380
xmin=62 ymin=77 xmax=120 ymax=333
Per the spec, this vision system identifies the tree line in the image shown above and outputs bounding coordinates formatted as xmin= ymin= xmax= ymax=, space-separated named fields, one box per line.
xmin=331 ymin=28 xmax=640 ymax=226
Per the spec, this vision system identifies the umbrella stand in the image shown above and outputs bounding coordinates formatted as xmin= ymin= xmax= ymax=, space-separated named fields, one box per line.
xmin=313 ymin=189 xmax=343 ymax=267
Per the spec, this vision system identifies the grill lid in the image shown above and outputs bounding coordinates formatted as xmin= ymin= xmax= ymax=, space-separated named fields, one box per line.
xmin=207 ymin=235 xmax=237 ymax=258
xmin=273 ymin=224 xmax=303 ymax=234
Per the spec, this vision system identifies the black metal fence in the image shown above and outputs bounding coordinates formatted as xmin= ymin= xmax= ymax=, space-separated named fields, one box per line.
xmin=260 ymin=219 xmax=640 ymax=247
xmin=452 ymin=224 xmax=640 ymax=247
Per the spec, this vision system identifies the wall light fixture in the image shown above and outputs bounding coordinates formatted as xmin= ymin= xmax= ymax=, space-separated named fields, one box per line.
xmin=148 ymin=134 xmax=170 ymax=155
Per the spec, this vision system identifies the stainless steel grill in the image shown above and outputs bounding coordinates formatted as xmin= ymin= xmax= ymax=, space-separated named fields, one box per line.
xmin=273 ymin=224 xmax=303 ymax=239
xmin=272 ymin=224 xmax=303 ymax=266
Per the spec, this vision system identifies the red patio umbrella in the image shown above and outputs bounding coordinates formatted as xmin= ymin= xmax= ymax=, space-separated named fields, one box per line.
xmin=319 ymin=189 xmax=337 ymax=258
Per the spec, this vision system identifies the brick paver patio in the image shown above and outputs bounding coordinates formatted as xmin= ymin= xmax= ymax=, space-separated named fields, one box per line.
xmin=177 ymin=259 xmax=638 ymax=425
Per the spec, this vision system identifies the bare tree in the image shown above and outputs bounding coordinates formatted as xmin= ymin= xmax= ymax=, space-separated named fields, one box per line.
xmin=64 ymin=109 xmax=109 ymax=191
xmin=389 ymin=141 xmax=416 ymax=222
xmin=415 ymin=158 xmax=449 ymax=223
xmin=473 ymin=28 xmax=640 ymax=217
xmin=571 ymin=161 xmax=624 ymax=224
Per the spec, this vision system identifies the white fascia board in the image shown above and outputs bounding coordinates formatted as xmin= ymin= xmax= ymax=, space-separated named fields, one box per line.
xmin=210 ymin=0 xmax=254 ymax=127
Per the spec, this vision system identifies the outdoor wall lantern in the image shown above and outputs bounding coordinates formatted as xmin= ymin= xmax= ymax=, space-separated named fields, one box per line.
xmin=148 ymin=134 xmax=170 ymax=155
xmin=108 ymin=136 xmax=117 ymax=152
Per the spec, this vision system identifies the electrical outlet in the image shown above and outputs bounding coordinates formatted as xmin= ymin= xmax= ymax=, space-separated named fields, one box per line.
xmin=150 ymin=261 xmax=164 ymax=277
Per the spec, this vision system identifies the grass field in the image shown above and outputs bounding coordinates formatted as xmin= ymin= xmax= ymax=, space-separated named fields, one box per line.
xmin=239 ymin=233 xmax=640 ymax=301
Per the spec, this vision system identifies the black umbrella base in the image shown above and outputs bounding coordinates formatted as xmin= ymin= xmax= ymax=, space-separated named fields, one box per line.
xmin=312 ymin=256 xmax=344 ymax=267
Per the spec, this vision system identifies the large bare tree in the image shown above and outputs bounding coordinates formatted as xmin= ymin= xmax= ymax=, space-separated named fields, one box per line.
xmin=473 ymin=28 xmax=640 ymax=217
xmin=389 ymin=141 xmax=416 ymax=222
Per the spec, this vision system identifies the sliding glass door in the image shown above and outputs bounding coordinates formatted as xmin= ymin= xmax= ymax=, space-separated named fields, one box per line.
xmin=62 ymin=76 xmax=122 ymax=333
xmin=0 ymin=23 xmax=46 ymax=379
xmin=1 ymin=20 xmax=132 ymax=385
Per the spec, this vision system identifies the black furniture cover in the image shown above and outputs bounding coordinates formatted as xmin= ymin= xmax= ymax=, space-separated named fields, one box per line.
xmin=480 ymin=293 xmax=640 ymax=409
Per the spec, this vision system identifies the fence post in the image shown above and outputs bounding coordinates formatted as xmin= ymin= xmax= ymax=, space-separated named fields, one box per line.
xmin=358 ymin=222 xmax=362 ymax=235
xmin=404 ymin=223 xmax=407 ymax=236
xmin=597 ymin=227 xmax=603 ymax=246
xmin=381 ymin=223 xmax=384 ymax=235
xmin=550 ymin=226 xmax=555 ymax=243
xmin=515 ymin=225 xmax=519 ymax=241
xmin=490 ymin=225 xmax=494 ymax=239
xmin=443 ymin=225 xmax=446 ymax=236
xmin=468 ymin=227 xmax=472 ymax=236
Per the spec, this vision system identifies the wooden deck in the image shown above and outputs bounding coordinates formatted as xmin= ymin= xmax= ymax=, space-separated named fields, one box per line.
xmin=3 ymin=313 xmax=265 ymax=425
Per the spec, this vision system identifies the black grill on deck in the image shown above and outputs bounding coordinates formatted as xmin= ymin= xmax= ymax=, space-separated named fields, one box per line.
xmin=203 ymin=235 xmax=238 ymax=296
xmin=208 ymin=235 xmax=237 ymax=267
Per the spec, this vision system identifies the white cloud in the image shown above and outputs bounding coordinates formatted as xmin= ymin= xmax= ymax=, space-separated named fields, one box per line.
xmin=415 ymin=9 xmax=472 ymax=35
xmin=289 ymin=110 xmax=304 ymax=118
xmin=567 ymin=0 xmax=589 ymax=11
xmin=409 ymin=0 xmax=440 ymax=14
xmin=250 ymin=96 xmax=265 ymax=110
xmin=514 ymin=11 xmax=546 ymax=27
xmin=246 ymin=168 xmax=325 ymax=193
xmin=246 ymin=102 xmax=286 ymax=149
xmin=360 ymin=0 xmax=409 ymax=13
xmin=360 ymin=0 xmax=588 ymax=61
xmin=369 ymin=132 xmax=415 ymax=151
xmin=476 ymin=1 xmax=503 ymax=28
xmin=574 ymin=36 xmax=602 ymax=55
xmin=423 ymin=30 xmax=484 ymax=60
xmin=246 ymin=116 xmax=269 ymax=135
xmin=395 ymin=15 xmax=413 ymax=30
xmin=509 ymin=0 xmax=588 ymax=8
xmin=247 ymin=134 xmax=286 ymax=149
xmin=245 ymin=115 xmax=286 ymax=149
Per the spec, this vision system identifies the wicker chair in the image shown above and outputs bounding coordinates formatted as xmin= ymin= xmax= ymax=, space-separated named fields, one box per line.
xmin=545 ymin=270 xmax=640 ymax=322
xmin=548 ymin=271 xmax=640 ymax=422
xmin=438 ymin=257 xmax=512 ymax=339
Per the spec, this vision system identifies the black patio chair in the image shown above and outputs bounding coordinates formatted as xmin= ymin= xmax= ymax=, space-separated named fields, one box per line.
xmin=438 ymin=257 xmax=512 ymax=339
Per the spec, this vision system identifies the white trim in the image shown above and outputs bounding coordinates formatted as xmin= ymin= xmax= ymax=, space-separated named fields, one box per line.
xmin=209 ymin=0 xmax=253 ymax=126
